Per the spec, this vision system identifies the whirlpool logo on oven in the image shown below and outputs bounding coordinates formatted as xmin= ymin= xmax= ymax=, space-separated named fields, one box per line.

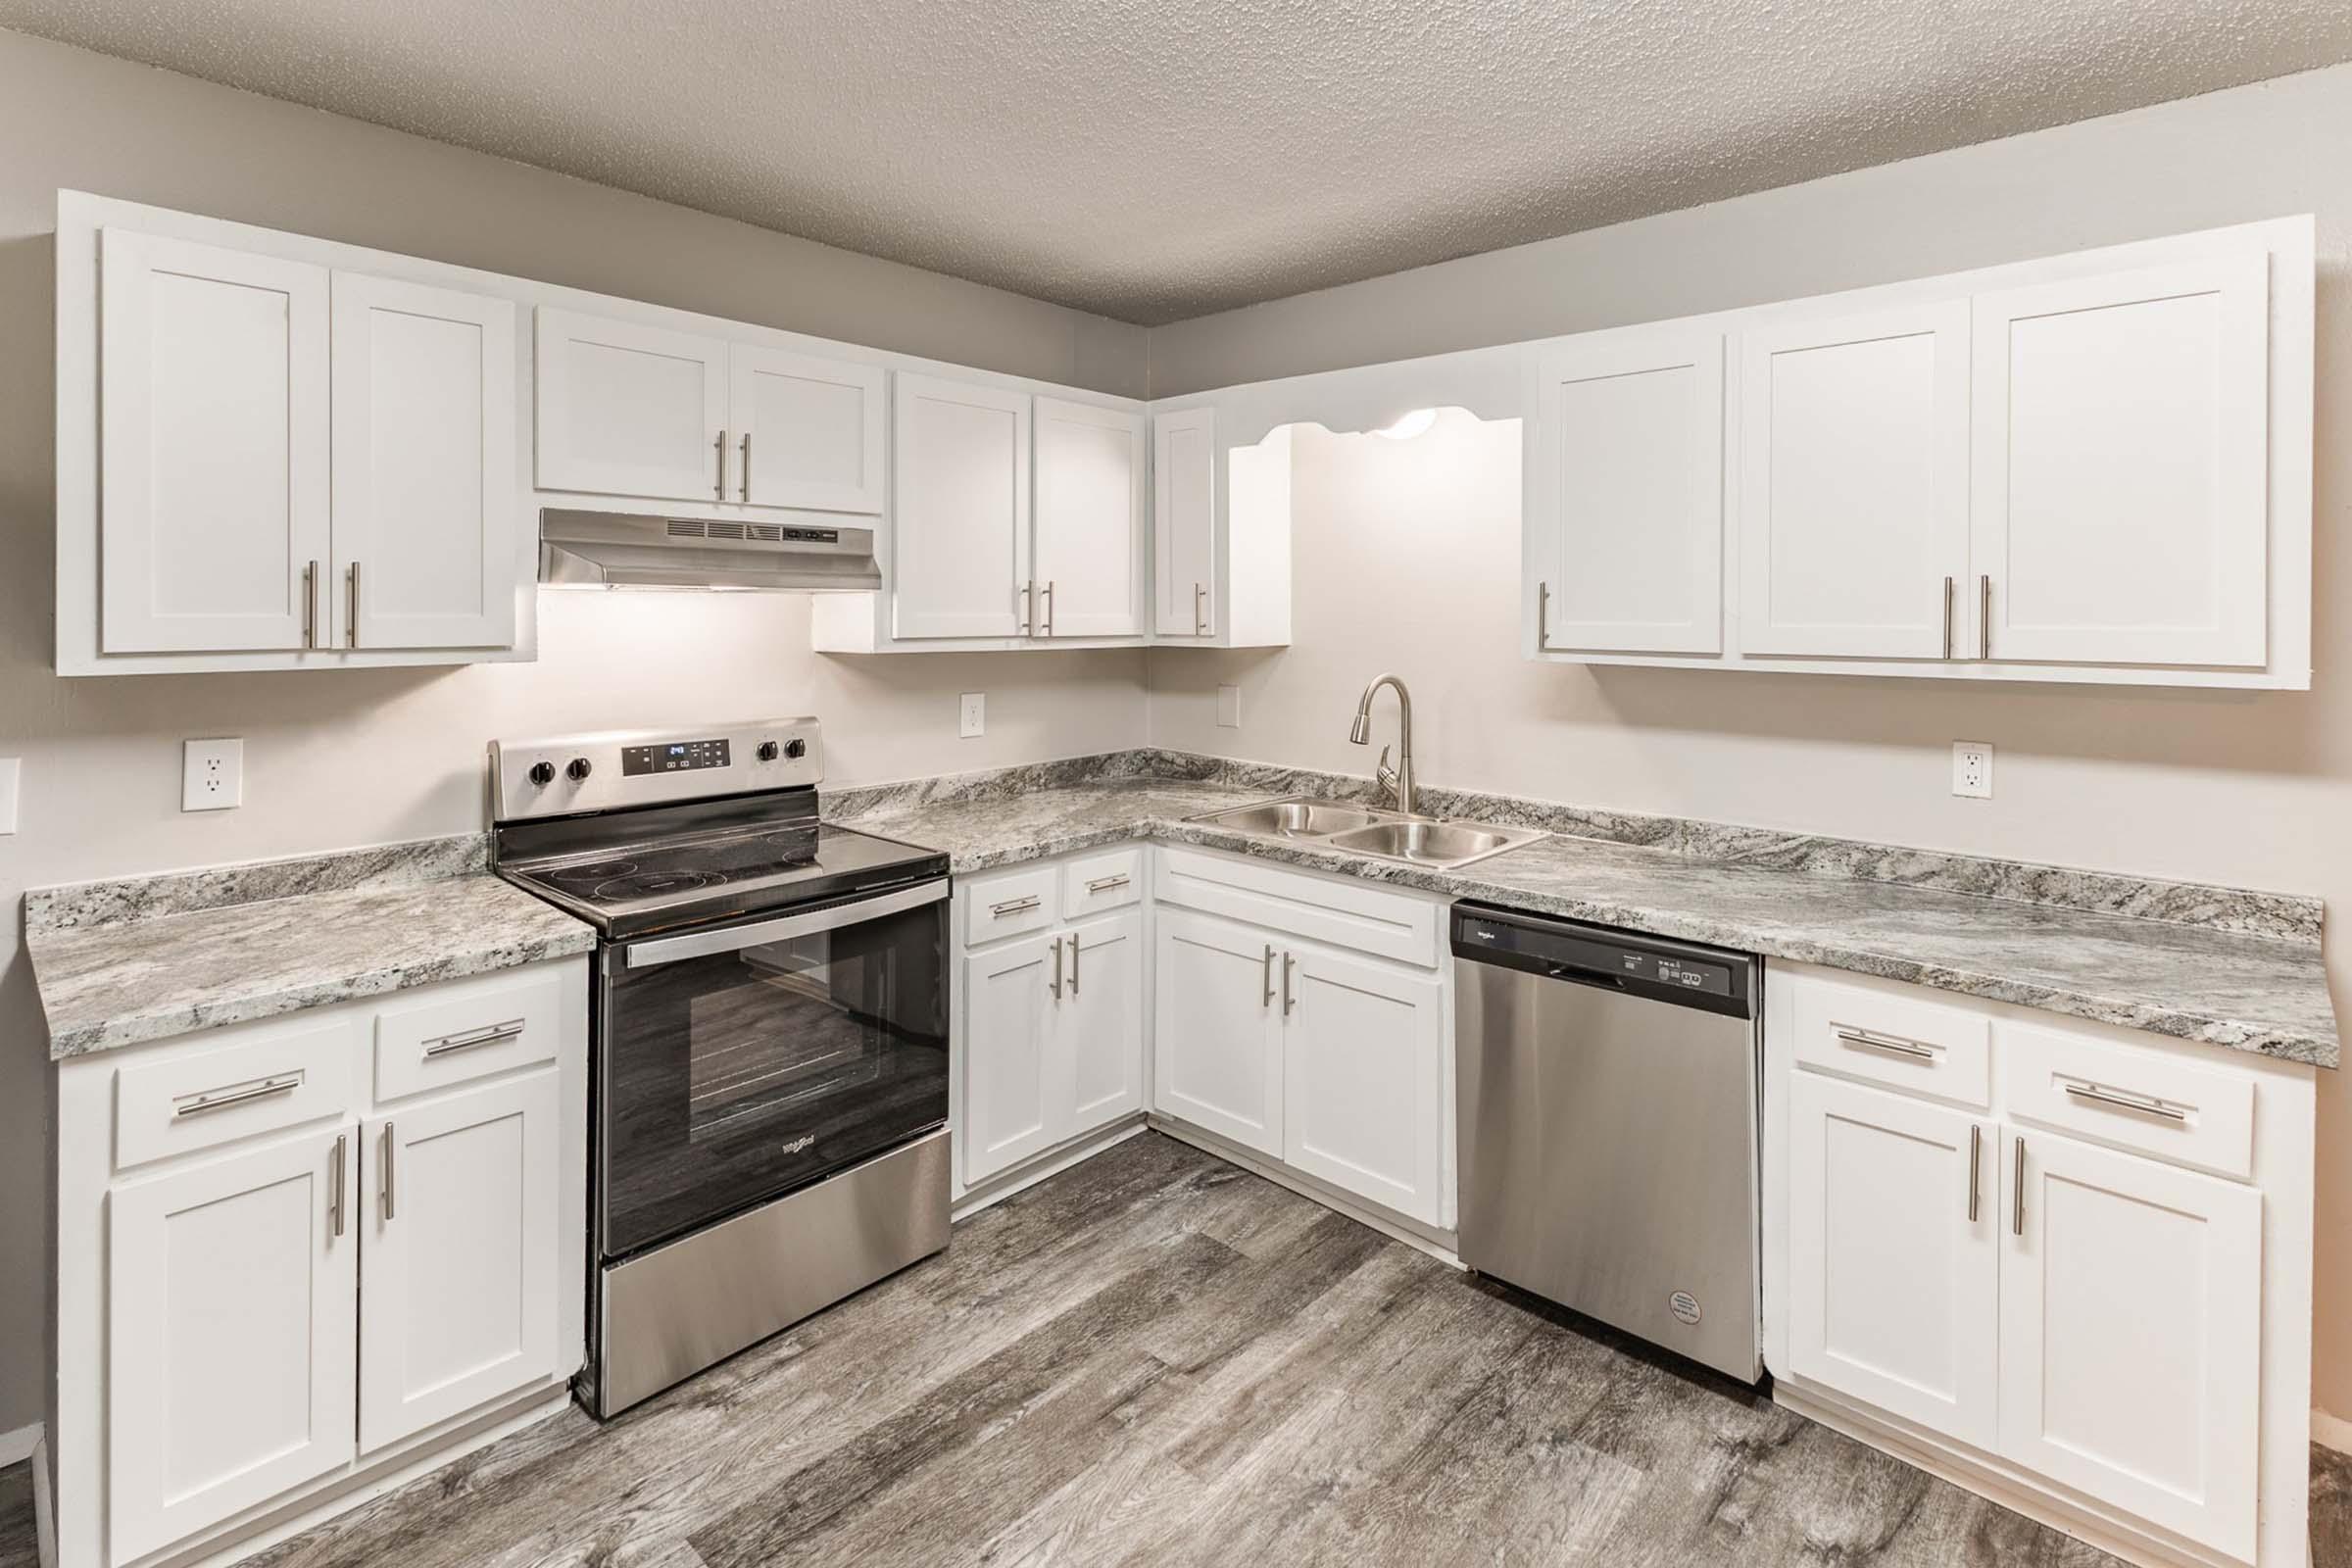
xmin=780 ymin=1135 xmax=817 ymax=1155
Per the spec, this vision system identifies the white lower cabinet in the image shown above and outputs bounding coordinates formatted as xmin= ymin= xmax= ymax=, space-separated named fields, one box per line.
xmin=1152 ymin=907 xmax=1284 ymax=1157
xmin=108 ymin=1127 xmax=359 ymax=1565
xmin=1281 ymin=946 xmax=1445 ymax=1222
xmin=960 ymin=930 xmax=1064 ymax=1182
xmin=1768 ymin=962 xmax=2311 ymax=1568
xmin=1066 ymin=911 xmax=1147 ymax=1128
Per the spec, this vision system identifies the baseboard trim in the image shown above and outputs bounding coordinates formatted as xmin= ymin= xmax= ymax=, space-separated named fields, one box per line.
xmin=2314 ymin=1407 xmax=2352 ymax=1456
xmin=0 ymin=1422 xmax=38 ymax=1468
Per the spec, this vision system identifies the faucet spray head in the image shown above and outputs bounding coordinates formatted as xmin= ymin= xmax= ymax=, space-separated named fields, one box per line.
xmin=1348 ymin=711 xmax=1372 ymax=745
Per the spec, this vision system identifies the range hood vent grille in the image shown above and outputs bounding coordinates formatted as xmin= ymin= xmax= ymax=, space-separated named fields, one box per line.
xmin=545 ymin=508 xmax=881 ymax=592
xmin=665 ymin=518 xmax=788 ymax=544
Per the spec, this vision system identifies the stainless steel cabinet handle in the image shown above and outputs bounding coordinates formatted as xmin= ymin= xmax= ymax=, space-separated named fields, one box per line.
xmin=2064 ymin=1081 xmax=2186 ymax=1121
xmin=1980 ymin=573 xmax=1992 ymax=660
xmin=739 ymin=431 xmax=752 ymax=501
xmin=2012 ymin=1135 xmax=2026 ymax=1238
xmin=1020 ymin=579 xmax=1034 ymax=635
xmin=1044 ymin=580 xmax=1055 ymax=637
xmin=1538 ymin=581 xmax=1550 ymax=650
xmin=381 ymin=1121 xmax=397 ymax=1221
xmin=1085 ymin=874 xmax=1130 ymax=894
xmin=1835 ymin=1028 xmax=1936 ymax=1060
xmin=346 ymin=563 xmax=361 ymax=648
xmin=1941 ymin=576 xmax=1955 ymax=660
xmin=1069 ymin=930 xmax=1081 ymax=996
xmin=303 ymin=561 xmax=318 ymax=649
xmin=1967 ymin=1124 xmax=1982 ymax=1224
xmin=1282 ymin=952 xmax=1297 ymax=1015
xmin=1193 ymin=582 xmax=1205 ymax=636
xmin=423 ymin=1018 xmax=526 ymax=1058
xmin=1261 ymin=943 xmax=1276 ymax=1006
xmin=1050 ymin=935 xmax=1063 ymax=1000
xmin=714 ymin=429 xmax=728 ymax=500
xmin=330 ymin=1132 xmax=347 ymax=1238
xmin=175 ymin=1074 xmax=301 ymax=1117
xmin=991 ymin=896 xmax=1041 ymax=918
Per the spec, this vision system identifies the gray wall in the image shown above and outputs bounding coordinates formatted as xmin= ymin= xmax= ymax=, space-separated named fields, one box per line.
xmin=1146 ymin=63 xmax=2352 ymax=1423
xmin=0 ymin=28 xmax=1153 ymax=1443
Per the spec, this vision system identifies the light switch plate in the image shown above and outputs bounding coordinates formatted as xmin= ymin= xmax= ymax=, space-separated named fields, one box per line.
xmin=1952 ymin=740 xmax=1993 ymax=800
xmin=183 ymin=738 xmax=243 ymax=811
xmin=1216 ymin=685 xmax=1242 ymax=728
xmin=0 ymin=758 xmax=18 ymax=834
xmin=958 ymin=694 xmax=985 ymax=739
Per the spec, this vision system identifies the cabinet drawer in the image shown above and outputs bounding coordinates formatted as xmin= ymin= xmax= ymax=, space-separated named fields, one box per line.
xmin=1788 ymin=972 xmax=1991 ymax=1108
xmin=963 ymin=864 xmax=1058 ymax=944
xmin=2001 ymin=1021 xmax=2255 ymax=1181
xmin=372 ymin=966 xmax=564 ymax=1103
xmin=115 ymin=1011 xmax=360 ymax=1171
xmin=1061 ymin=848 xmax=1141 ymax=917
xmin=1154 ymin=845 xmax=1442 ymax=967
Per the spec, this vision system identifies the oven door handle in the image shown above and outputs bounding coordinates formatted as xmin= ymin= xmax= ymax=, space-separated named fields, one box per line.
xmin=622 ymin=879 xmax=950 ymax=968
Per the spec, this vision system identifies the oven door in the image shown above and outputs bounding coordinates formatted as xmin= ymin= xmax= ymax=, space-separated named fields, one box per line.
xmin=600 ymin=878 xmax=949 ymax=1258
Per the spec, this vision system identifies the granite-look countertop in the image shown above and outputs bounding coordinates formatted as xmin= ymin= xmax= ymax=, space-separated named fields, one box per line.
xmin=833 ymin=777 xmax=2340 ymax=1069
xmin=28 ymin=844 xmax=597 ymax=1059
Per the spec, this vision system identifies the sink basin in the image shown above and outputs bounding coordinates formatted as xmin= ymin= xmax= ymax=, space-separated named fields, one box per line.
xmin=1192 ymin=800 xmax=1389 ymax=838
xmin=1325 ymin=819 xmax=1545 ymax=870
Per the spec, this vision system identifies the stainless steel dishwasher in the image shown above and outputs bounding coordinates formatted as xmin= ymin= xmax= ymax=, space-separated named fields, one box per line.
xmin=1453 ymin=902 xmax=1763 ymax=1382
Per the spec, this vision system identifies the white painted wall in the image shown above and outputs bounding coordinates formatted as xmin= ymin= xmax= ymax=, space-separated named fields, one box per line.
xmin=1145 ymin=64 xmax=2352 ymax=1425
xmin=0 ymin=27 xmax=1152 ymax=1445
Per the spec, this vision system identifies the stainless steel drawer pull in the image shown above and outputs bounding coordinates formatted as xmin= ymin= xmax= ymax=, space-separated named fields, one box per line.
xmin=1966 ymin=1124 xmax=1981 ymax=1223
xmin=2063 ymin=1081 xmax=2186 ymax=1121
xmin=990 ymin=896 xmax=1041 ymax=918
xmin=175 ymin=1074 xmax=301 ymax=1117
xmin=422 ymin=1018 xmax=526 ymax=1058
xmin=1835 ymin=1028 xmax=1936 ymax=1060
xmin=381 ymin=1121 xmax=397 ymax=1221
xmin=1084 ymin=874 xmax=1130 ymax=894
xmin=330 ymin=1133 xmax=347 ymax=1238
xmin=2012 ymin=1135 xmax=2026 ymax=1237
xmin=1261 ymin=943 xmax=1276 ymax=1006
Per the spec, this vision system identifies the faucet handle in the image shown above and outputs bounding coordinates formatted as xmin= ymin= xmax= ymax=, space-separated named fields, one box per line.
xmin=1375 ymin=745 xmax=1400 ymax=806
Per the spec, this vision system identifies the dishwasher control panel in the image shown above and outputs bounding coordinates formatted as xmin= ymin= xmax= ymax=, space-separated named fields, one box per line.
xmin=1452 ymin=904 xmax=1754 ymax=1017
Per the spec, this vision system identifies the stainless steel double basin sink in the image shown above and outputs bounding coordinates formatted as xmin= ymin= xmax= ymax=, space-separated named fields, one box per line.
xmin=1186 ymin=796 xmax=1546 ymax=871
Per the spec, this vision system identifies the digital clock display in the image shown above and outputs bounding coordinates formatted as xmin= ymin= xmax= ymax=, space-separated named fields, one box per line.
xmin=621 ymin=738 xmax=731 ymax=775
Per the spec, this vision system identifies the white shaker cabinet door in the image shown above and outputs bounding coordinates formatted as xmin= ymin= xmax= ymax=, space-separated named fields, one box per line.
xmin=1064 ymin=910 xmax=1147 ymax=1134
xmin=959 ymin=931 xmax=1062 ymax=1185
xmin=534 ymin=307 xmax=729 ymax=502
xmin=1280 ymin=945 xmax=1446 ymax=1224
xmin=1971 ymin=255 xmax=2269 ymax=668
xmin=358 ymin=1070 xmax=562 ymax=1454
xmin=330 ymin=272 xmax=518 ymax=651
xmin=99 ymin=228 xmax=330 ymax=654
xmin=1152 ymin=908 xmax=1282 ymax=1156
xmin=892 ymin=373 xmax=1031 ymax=639
xmin=1531 ymin=328 xmax=1725 ymax=655
xmin=1152 ymin=408 xmax=1216 ymax=637
xmin=1998 ymin=1129 xmax=2262 ymax=1562
xmin=729 ymin=345 xmax=886 ymax=514
xmin=1737 ymin=302 xmax=1970 ymax=660
xmin=1785 ymin=1073 xmax=1998 ymax=1450
xmin=109 ymin=1127 xmax=358 ymax=1564
xmin=1033 ymin=397 xmax=1147 ymax=638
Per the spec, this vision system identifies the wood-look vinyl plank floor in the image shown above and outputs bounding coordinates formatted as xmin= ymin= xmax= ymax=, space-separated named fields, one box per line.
xmin=6 ymin=1132 xmax=2347 ymax=1568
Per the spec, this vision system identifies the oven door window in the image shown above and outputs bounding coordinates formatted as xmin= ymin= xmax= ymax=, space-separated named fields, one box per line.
xmin=602 ymin=888 xmax=948 ymax=1257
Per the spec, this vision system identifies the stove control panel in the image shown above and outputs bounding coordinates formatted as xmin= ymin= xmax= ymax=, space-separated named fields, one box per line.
xmin=489 ymin=719 xmax=820 ymax=822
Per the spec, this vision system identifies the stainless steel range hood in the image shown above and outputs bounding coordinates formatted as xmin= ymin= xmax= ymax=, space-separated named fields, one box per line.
xmin=539 ymin=509 xmax=882 ymax=592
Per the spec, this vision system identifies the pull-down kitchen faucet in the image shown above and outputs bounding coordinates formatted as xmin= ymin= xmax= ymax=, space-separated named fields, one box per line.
xmin=1348 ymin=673 xmax=1416 ymax=815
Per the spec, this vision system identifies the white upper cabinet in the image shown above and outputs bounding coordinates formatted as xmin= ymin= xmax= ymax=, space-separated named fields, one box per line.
xmin=330 ymin=273 xmax=518 ymax=651
xmin=1152 ymin=407 xmax=1217 ymax=638
xmin=99 ymin=229 xmax=330 ymax=655
xmin=534 ymin=308 xmax=730 ymax=502
xmin=1737 ymin=301 xmax=1971 ymax=660
xmin=1032 ymin=397 xmax=1147 ymax=638
xmin=892 ymin=373 xmax=1033 ymax=639
xmin=1971 ymin=256 xmax=2270 ymax=668
xmin=729 ymin=345 xmax=887 ymax=514
xmin=1530 ymin=328 xmax=1724 ymax=655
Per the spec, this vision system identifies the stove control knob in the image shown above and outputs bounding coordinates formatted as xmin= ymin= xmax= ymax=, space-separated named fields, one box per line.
xmin=756 ymin=741 xmax=779 ymax=762
xmin=784 ymin=738 xmax=808 ymax=760
xmin=565 ymin=757 xmax=593 ymax=783
xmin=527 ymin=760 xmax=556 ymax=788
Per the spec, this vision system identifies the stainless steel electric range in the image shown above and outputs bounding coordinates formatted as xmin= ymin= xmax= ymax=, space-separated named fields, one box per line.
xmin=489 ymin=718 xmax=952 ymax=1417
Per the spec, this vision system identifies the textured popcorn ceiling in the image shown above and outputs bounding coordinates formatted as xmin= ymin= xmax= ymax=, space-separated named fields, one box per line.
xmin=8 ymin=1 xmax=2351 ymax=323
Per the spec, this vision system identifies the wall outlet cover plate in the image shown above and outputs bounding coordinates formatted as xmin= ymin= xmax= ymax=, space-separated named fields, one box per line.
xmin=1952 ymin=740 xmax=1993 ymax=800
xmin=183 ymin=738 xmax=243 ymax=811
xmin=958 ymin=693 xmax=985 ymax=739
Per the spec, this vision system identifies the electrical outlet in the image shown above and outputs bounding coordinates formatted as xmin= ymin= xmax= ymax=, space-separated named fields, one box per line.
xmin=958 ymin=693 xmax=985 ymax=739
xmin=182 ymin=739 xmax=243 ymax=811
xmin=1952 ymin=740 xmax=1993 ymax=800
xmin=1216 ymin=685 xmax=1242 ymax=728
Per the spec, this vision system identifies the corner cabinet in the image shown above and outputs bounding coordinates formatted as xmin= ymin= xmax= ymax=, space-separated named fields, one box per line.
xmin=58 ymin=194 xmax=533 ymax=675
xmin=53 ymin=959 xmax=590 ymax=1568
xmin=1524 ymin=216 xmax=2313 ymax=687
xmin=1765 ymin=962 xmax=2313 ymax=1568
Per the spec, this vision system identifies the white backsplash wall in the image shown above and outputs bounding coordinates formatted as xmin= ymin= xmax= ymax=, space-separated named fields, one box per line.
xmin=0 ymin=27 xmax=1152 ymax=1446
